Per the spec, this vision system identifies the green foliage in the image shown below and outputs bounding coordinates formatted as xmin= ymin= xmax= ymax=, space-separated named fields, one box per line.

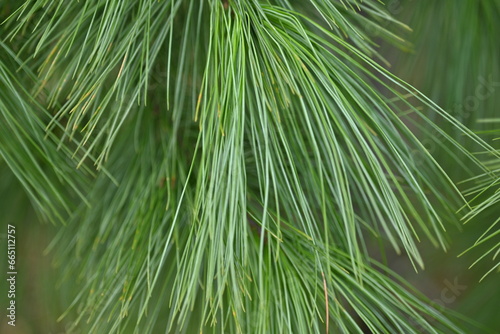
xmin=388 ymin=0 xmax=500 ymax=282
xmin=0 ymin=0 xmax=499 ymax=333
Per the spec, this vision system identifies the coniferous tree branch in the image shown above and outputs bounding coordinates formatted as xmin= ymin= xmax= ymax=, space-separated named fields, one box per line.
xmin=1 ymin=0 xmax=499 ymax=333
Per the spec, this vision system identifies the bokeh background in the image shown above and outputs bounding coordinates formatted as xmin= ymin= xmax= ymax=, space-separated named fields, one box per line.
xmin=1 ymin=0 xmax=499 ymax=333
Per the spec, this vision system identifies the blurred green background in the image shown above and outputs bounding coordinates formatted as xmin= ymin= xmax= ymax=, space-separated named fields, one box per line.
xmin=1 ymin=0 xmax=499 ymax=333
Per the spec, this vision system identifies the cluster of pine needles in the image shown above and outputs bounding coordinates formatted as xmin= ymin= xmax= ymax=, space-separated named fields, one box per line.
xmin=0 ymin=0 xmax=499 ymax=333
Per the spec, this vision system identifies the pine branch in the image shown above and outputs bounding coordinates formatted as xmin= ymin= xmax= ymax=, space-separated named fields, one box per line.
xmin=1 ymin=0 xmax=498 ymax=333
